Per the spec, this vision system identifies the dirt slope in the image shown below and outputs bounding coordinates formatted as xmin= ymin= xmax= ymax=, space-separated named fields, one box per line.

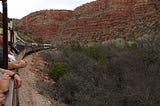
xmin=18 ymin=54 xmax=52 ymax=106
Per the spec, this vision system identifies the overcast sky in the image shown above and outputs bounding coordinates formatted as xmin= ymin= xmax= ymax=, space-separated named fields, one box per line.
xmin=0 ymin=0 xmax=95 ymax=19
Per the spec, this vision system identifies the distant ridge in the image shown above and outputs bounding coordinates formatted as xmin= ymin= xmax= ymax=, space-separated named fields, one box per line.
xmin=16 ymin=0 xmax=160 ymax=43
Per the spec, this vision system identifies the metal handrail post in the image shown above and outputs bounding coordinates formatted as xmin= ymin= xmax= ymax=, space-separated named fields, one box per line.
xmin=2 ymin=0 xmax=8 ymax=69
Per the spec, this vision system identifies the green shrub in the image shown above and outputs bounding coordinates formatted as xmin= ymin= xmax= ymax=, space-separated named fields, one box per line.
xmin=85 ymin=45 xmax=104 ymax=61
xmin=127 ymin=41 xmax=137 ymax=49
xmin=48 ymin=62 xmax=71 ymax=81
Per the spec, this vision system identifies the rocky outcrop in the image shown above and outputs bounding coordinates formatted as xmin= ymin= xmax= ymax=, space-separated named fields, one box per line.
xmin=17 ymin=0 xmax=160 ymax=42
xmin=18 ymin=10 xmax=72 ymax=40
xmin=60 ymin=0 xmax=160 ymax=42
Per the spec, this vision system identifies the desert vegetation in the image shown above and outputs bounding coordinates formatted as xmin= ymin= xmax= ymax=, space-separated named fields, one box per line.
xmin=37 ymin=29 xmax=160 ymax=106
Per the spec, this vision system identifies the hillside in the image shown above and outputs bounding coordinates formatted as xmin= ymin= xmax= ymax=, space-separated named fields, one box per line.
xmin=16 ymin=0 xmax=160 ymax=43
xmin=11 ymin=1 xmax=160 ymax=105
xmin=17 ymin=10 xmax=72 ymax=40
xmin=62 ymin=0 xmax=160 ymax=42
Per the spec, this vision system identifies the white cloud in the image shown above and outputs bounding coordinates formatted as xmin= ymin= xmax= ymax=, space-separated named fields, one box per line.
xmin=0 ymin=0 xmax=95 ymax=19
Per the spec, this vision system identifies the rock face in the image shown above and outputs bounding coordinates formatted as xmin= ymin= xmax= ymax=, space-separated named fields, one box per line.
xmin=17 ymin=0 xmax=160 ymax=42
xmin=61 ymin=0 xmax=160 ymax=42
xmin=18 ymin=10 xmax=72 ymax=40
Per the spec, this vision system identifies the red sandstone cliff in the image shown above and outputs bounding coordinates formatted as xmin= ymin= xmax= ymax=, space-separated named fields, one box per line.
xmin=18 ymin=10 xmax=72 ymax=40
xmin=17 ymin=0 xmax=160 ymax=42
xmin=60 ymin=0 xmax=160 ymax=42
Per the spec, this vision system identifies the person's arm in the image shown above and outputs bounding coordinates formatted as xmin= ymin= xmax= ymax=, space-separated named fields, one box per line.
xmin=0 ymin=68 xmax=14 ymax=76
xmin=0 ymin=68 xmax=22 ymax=89
xmin=8 ymin=60 xmax=27 ymax=69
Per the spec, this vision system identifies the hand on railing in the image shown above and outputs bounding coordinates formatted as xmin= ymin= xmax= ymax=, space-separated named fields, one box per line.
xmin=0 ymin=68 xmax=22 ymax=89
xmin=12 ymin=73 xmax=22 ymax=89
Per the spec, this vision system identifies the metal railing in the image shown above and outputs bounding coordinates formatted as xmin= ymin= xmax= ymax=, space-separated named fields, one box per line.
xmin=4 ymin=44 xmax=53 ymax=106
xmin=4 ymin=80 xmax=14 ymax=106
xmin=4 ymin=50 xmax=25 ymax=106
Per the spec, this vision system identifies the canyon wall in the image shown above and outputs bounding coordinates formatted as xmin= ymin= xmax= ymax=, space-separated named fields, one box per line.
xmin=60 ymin=0 xmax=160 ymax=42
xmin=17 ymin=0 xmax=160 ymax=42
xmin=18 ymin=10 xmax=72 ymax=40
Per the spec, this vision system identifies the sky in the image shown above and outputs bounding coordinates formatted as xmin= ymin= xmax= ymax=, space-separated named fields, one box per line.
xmin=0 ymin=0 xmax=95 ymax=19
